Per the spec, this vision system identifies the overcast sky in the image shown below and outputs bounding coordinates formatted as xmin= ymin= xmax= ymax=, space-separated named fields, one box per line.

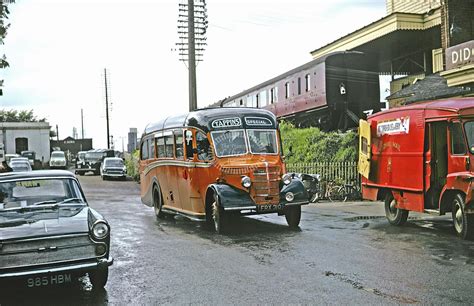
xmin=1 ymin=0 xmax=386 ymax=149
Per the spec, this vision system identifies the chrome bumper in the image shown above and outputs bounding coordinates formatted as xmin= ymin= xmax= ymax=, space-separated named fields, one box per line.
xmin=0 ymin=257 xmax=113 ymax=279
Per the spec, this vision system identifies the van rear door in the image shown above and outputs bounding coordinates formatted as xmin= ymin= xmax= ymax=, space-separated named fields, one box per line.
xmin=358 ymin=119 xmax=371 ymax=178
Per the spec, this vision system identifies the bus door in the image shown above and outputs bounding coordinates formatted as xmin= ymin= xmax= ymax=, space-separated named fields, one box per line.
xmin=139 ymin=137 xmax=156 ymax=203
xmin=425 ymin=121 xmax=447 ymax=209
xmin=174 ymin=129 xmax=192 ymax=212
xmin=161 ymin=132 xmax=181 ymax=209
xmin=179 ymin=130 xmax=211 ymax=215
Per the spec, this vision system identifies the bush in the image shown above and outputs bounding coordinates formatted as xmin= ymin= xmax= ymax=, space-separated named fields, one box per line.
xmin=279 ymin=121 xmax=357 ymax=164
xmin=125 ymin=150 xmax=140 ymax=182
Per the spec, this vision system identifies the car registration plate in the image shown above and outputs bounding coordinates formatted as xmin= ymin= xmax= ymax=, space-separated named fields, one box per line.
xmin=26 ymin=273 xmax=72 ymax=288
xmin=256 ymin=203 xmax=284 ymax=212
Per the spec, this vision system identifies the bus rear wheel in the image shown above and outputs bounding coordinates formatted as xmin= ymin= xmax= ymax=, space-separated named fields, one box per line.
xmin=285 ymin=205 xmax=301 ymax=228
xmin=153 ymin=184 xmax=165 ymax=220
xmin=384 ymin=193 xmax=408 ymax=226
xmin=452 ymin=193 xmax=474 ymax=240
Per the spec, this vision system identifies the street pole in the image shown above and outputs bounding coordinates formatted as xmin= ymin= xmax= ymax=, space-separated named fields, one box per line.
xmin=56 ymin=124 xmax=59 ymax=142
xmin=81 ymin=108 xmax=84 ymax=139
xmin=187 ymin=0 xmax=197 ymax=111
xmin=104 ymin=68 xmax=110 ymax=149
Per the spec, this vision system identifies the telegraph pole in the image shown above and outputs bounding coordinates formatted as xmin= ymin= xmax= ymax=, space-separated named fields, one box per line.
xmin=81 ymin=108 xmax=84 ymax=139
xmin=177 ymin=0 xmax=208 ymax=112
xmin=104 ymin=68 xmax=111 ymax=149
xmin=187 ymin=0 xmax=197 ymax=111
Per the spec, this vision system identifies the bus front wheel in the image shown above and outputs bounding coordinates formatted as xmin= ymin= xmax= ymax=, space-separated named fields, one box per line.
xmin=211 ymin=194 xmax=227 ymax=234
xmin=285 ymin=205 xmax=301 ymax=228
xmin=153 ymin=184 xmax=165 ymax=220
xmin=452 ymin=193 xmax=474 ymax=240
xmin=384 ymin=193 xmax=408 ymax=226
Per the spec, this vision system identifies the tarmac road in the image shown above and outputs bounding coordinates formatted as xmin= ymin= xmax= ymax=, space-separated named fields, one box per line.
xmin=2 ymin=174 xmax=474 ymax=305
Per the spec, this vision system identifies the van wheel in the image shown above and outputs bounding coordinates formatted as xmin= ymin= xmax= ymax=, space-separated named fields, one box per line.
xmin=452 ymin=193 xmax=474 ymax=240
xmin=211 ymin=194 xmax=227 ymax=234
xmin=285 ymin=205 xmax=301 ymax=228
xmin=153 ymin=185 xmax=165 ymax=220
xmin=384 ymin=193 xmax=408 ymax=226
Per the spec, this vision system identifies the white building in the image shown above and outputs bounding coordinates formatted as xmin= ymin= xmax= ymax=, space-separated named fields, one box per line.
xmin=0 ymin=122 xmax=51 ymax=164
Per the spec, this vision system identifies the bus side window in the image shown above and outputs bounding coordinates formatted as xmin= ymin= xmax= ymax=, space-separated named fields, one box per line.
xmin=196 ymin=132 xmax=212 ymax=161
xmin=164 ymin=135 xmax=174 ymax=158
xmin=157 ymin=137 xmax=165 ymax=158
xmin=175 ymin=131 xmax=184 ymax=160
xmin=149 ymin=138 xmax=155 ymax=159
xmin=185 ymin=130 xmax=194 ymax=160
xmin=141 ymin=139 xmax=149 ymax=160
xmin=450 ymin=122 xmax=467 ymax=155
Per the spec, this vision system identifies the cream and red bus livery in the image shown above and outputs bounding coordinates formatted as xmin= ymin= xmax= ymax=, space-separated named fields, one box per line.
xmin=139 ymin=107 xmax=308 ymax=233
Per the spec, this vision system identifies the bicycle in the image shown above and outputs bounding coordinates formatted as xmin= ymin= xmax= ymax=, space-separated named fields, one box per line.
xmin=329 ymin=179 xmax=361 ymax=202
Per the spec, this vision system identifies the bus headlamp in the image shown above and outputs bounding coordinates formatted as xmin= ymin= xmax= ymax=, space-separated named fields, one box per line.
xmin=241 ymin=176 xmax=252 ymax=188
xmin=285 ymin=192 xmax=295 ymax=202
xmin=92 ymin=221 xmax=109 ymax=240
xmin=282 ymin=173 xmax=292 ymax=185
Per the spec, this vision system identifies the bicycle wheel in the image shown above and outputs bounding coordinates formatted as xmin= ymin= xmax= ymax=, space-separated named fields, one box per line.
xmin=328 ymin=185 xmax=344 ymax=202
xmin=342 ymin=185 xmax=361 ymax=202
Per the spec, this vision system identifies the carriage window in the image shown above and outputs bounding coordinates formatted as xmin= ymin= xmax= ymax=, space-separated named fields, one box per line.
xmin=141 ymin=139 xmax=149 ymax=160
xmin=185 ymin=130 xmax=194 ymax=160
xmin=285 ymin=82 xmax=290 ymax=99
xmin=260 ymin=90 xmax=267 ymax=107
xmin=157 ymin=137 xmax=165 ymax=158
xmin=305 ymin=74 xmax=310 ymax=92
xmin=196 ymin=132 xmax=212 ymax=161
xmin=450 ymin=122 xmax=466 ymax=155
xmin=175 ymin=131 xmax=184 ymax=159
xmin=297 ymin=77 xmax=301 ymax=95
xmin=164 ymin=135 xmax=174 ymax=158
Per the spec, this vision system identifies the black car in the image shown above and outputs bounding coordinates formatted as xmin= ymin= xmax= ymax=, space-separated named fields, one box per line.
xmin=0 ymin=170 xmax=113 ymax=289
xmin=76 ymin=149 xmax=114 ymax=176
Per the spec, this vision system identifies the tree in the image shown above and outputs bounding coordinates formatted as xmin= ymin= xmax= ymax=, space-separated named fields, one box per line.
xmin=0 ymin=0 xmax=15 ymax=95
xmin=0 ymin=109 xmax=46 ymax=122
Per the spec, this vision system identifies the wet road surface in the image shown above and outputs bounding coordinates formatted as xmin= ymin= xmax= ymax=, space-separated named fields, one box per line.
xmin=2 ymin=175 xmax=474 ymax=305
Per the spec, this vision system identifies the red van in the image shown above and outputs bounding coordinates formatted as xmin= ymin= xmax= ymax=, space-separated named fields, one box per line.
xmin=359 ymin=98 xmax=474 ymax=239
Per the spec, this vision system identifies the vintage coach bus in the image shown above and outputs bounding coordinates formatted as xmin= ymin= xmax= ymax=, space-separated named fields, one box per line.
xmin=139 ymin=108 xmax=308 ymax=233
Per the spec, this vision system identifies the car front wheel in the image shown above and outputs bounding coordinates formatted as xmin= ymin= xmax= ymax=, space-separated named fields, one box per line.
xmin=90 ymin=268 xmax=108 ymax=289
xmin=285 ymin=205 xmax=301 ymax=228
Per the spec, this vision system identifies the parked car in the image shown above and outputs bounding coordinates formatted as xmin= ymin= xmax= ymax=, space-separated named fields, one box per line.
xmin=0 ymin=170 xmax=113 ymax=289
xmin=20 ymin=151 xmax=36 ymax=167
xmin=49 ymin=150 xmax=67 ymax=169
xmin=4 ymin=154 xmax=20 ymax=164
xmin=100 ymin=157 xmax=127 ymax=180
xmin=9 ymin=159 xmax=32 ymax=172
xmin=76 ymin=149 xmax=114 ymax=176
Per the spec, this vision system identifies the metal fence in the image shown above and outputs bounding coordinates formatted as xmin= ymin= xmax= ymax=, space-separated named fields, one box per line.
xmin=286 ymin=162 xmax=359 ymax=185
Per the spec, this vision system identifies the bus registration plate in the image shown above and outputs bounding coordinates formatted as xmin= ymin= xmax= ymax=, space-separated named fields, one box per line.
xmin=257 ymin=204 xmax=283 ymax=212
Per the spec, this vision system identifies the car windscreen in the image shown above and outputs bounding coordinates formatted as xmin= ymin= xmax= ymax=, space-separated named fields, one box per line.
xmin=85 ymin=152 xmax=104 ymax=160
xmin=0 ymin=178 xmax=84 ymax=210
xmin=51 ymin=152 xmax=65 ymax=158
xmin=10 ymin=162 xmax=31 ymax=172
xmin=247 ymin=130 xmax=278 ymax=154
xmin=105 ymin=159 xmax=124 ymax=167
xmin=211 ymin=130 xmax=248 ymax=157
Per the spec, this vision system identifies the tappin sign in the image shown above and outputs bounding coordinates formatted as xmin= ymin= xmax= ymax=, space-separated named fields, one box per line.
xmin=446 ymin=40 xmax=474 ymax=70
